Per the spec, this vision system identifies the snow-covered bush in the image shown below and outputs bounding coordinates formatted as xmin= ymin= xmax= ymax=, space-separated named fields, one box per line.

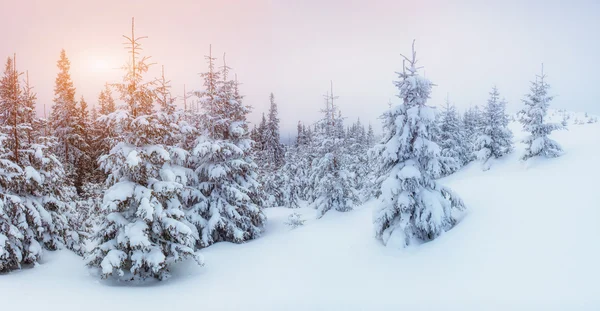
xmin=285 ymin=212 xmax=305 ymax=229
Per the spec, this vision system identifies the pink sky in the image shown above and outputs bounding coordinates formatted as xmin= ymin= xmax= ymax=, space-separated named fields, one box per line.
xmin=1 ymin=0 xmax=599 ymax=138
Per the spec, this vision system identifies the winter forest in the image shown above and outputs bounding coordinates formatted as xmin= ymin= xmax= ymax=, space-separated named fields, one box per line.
xmin=2 ymin=2 xmax=600 ymax=310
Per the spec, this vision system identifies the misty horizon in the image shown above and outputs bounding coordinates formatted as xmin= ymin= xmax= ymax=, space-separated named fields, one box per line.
xmin=2 ymin=0 xmax=599 ymax=140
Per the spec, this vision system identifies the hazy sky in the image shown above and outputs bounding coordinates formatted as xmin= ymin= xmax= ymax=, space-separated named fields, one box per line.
xmin=1 ymin=0 xmax=599 ymax=138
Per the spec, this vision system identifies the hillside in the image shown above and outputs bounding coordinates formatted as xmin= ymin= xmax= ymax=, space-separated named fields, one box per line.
xmin=1 ymin=121 xmax=599 ymax=310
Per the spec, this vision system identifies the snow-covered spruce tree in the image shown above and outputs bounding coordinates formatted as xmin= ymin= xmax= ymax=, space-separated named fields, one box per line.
xmin=258 ymin=93 xmax=290 ymax=207
xmin=519 ymin=66 xmax=563 ymax=160
xmin=309 ymin=84 xmax=359 ymax=218
xmin=437 ymin=97 xmax=468 ymax=175
xmin=474 ymin=86 xmax=513 ymax=170
xmin=256 ymin=113 xmax=268 ymax=152
xmin=0 ymin=57 xmax=82 ymax=271
xmin=71 ymin=96 xmax=94 ymax=192
xmin=187 ymin=48 xmax=265 ymax=247
xmin=344 ymin=118 xmax=371 ymax=199
xmin=87 ymin=19 xmax=203 ymax=281
xmin=98 ymin=83 xmax=116 ymax=115
xmin=50 ymin=49 xmax=81 ymax=181
xmin=372 ymin=42 xmax=465 ymax=247
xmin=265 ymin=93 xmax=285 ymax=170
xmin=155 ymin=65 xmax=177 ymax=115
xmin=463 ymin=106 xmax=482 ymax=162
xmin=366 ymin=123 xmax=375 ymax=147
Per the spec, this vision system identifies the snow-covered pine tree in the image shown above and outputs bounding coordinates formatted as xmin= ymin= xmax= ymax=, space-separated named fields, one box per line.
xmin=474 ymin=86 xmax=513 ymax=170
xmin=258 ymin=93 xmax=289 ymax=207
xmin=344 ymin=118 xmax=370 ymax=199
xmin=463 ymin=106 xmax=481 ymax=162
xmin=366 ymin=123 xmax=375 ymax=146
xmin=0 ymin=56 xmax=81 ymax=271
xmin=296 ymin=121 xmax=306 ymax=147
xmin=187 ymin=48 xmax=265 ymax=247
xmin=50 ymin=49 xmax=82 ymax=181
xmin=98 ymin=83 xmax=116 ymax=115
xmin=87 ymin=19 xmax=203 ymax=281
xmin=72 ymin=96 xmax=93 ymax=192
xmin=91 ymin=83 xmax=119 ymax=184
xmin=265 ymin=93 xmax=285 ymax=170
xmin=309 ymin=83 xmax=359 ymax=217
xmin=372 ymin=42 xmax=465 ymax=247
xmin=438 ymin=97 xmax=468 ymax=175
xmin=155 ymin=65 xmax=177 ymax=115
xmin=519 ymin=66 xmax=563 ymax=160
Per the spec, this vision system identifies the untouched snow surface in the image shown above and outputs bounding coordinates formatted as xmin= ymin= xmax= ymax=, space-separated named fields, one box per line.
xmin=1 ymin=122 xmax=600 ymax=310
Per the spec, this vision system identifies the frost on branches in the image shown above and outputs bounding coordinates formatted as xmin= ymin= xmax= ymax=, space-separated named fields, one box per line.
xmin=86 ymin=22 xmax=203 ymax=281
xmin=475 ymin=86 xmax=513 ymax=170
xmin=87 ymin=113 xmax=204 ymax=280
xmin=309 ymin=86 xmax=359 ymax=218
xmin=519 ymin=66 xmax=563 ymax=161
xmin=437 ymin=97 xmax=468 ymax=176
xmin=0 ymin=57 xmax=81 ymax=271
xmin=372 ymin=42 xmax=465 ymax=247
xmin=187 ymin=50 xmax=265 ymax=247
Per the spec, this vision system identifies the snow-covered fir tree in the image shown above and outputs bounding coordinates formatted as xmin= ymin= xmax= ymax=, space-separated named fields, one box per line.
xmin=98 ymin=83 xmax=116 ymax=115
xmin=309 ymin=84 xmax=359 ymax=217
xmin=0 ymin=56 xmax=81 ymax=271
xmin=265 ymin=93 xmax=285 ymax=170
xmin=366 ymin=123 xmax=375 ymax=146
xmin=372 ymin=42 xmax=465 ymax=247
xmin=72 ymin=96 xmax=93 ymax=192
xmin=437 ymin=97 xmax=469 ymax=175
xmin=187 ymin=48 xmax=266 ymax=247
xmin=87 ymin=19 xmax=203 ymax=280
xmin=519 ymin=66 xmax=563 ymax=160
xmin=50 ymin=49 xmax=81 ymax=180
xmin=257 ymin=93 xmax=292 ymax=207
xmin=474 ymin=86 xmax=513 ymax=170
xmin=155 ymin=65 xmax=177 ymax=115
xmin=344 ymin=118 xmax=371 ymax=200
xmin=463 ymin=106 xmax=482 ymax=162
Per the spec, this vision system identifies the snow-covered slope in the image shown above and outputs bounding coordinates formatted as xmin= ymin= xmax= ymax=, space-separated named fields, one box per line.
xmin=1 ymin=122 xmax=599 ymax=310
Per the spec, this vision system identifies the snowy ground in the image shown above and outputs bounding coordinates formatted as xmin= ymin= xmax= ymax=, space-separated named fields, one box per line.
xmin=2 ymin=122 xmax=599 ymax=310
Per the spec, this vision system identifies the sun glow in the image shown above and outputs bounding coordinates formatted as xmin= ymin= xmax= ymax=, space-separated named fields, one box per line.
xmin=90 ymin=58 xmax=110 ymax=73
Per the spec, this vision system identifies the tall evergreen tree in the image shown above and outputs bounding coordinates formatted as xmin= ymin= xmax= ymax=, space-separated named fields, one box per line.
xmin=0 ymin=56 xmax=81 ymax=271
xmin=519 ymin=66 xmax=563 ymax=160
xmin=366 ymin=123 xmax=375 ymax=147
xmin=475 ymin=86 xmax=513 ymax=170
xmin=265 ymin=93 xmax=284 ymax=169
xmin=257 ymin=113 xmax=267 ymax=151
xmin=50 ymin=49 xmax=79 ymax=178
xmin=438 ymin=97 xmax=468 ymax=175
xmin=155 ymin=65 xmax=176 ymax=115
xmin=309 ymin=84 xmax=359 ymax=217
xmin=72 ymin=96 xmax=93 ymax=192
xmin=187 ymin=47 xmax=266 ymax=247
xmin=98 ymin=83 xmax=116 ymax=115
xmin=463 ymin=106 xmax=482 ymax=162
xmin=372 ymin=42 xmax=465 ymax=247
xmin=87 ymin=19 xmax=202 ymax=281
